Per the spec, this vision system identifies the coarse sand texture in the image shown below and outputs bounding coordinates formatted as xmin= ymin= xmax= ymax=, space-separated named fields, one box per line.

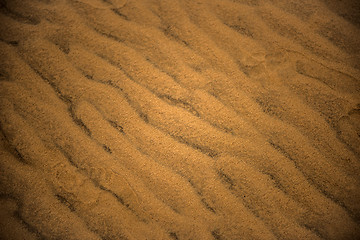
xmin=0 ymin=0 xmax=359 ymax=239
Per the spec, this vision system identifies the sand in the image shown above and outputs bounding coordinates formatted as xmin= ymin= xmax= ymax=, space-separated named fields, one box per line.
xmin=0 ymin=0 xmax=359 ymax=239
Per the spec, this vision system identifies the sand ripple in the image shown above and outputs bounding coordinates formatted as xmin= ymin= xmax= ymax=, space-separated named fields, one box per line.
xmin=0 ymin=0 xmax=359 ymax=239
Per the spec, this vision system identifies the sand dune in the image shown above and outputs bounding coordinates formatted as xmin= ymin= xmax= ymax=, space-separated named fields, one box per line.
xmin=0 ymin=0 xmax=359 ymax=239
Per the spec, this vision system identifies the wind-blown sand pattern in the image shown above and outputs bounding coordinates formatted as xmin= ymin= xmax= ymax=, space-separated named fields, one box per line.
xmin=0 ymin=0 xmax=359 ymax=239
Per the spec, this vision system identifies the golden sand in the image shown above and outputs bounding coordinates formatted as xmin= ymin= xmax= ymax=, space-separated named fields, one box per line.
xmin=0 ymin=0 xmax=359 ymax=239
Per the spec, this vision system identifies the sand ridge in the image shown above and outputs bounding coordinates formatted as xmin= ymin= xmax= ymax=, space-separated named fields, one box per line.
xmin=0 ymin=0 xmax=359 ymax=239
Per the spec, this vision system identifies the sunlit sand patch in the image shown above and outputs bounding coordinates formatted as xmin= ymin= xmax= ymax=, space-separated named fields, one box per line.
xmin=75 ymin=0 xmax=127 ymax=9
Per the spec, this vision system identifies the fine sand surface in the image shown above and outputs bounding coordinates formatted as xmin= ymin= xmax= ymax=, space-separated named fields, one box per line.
xmin=0 ymin=0 xmax=360 ymax=239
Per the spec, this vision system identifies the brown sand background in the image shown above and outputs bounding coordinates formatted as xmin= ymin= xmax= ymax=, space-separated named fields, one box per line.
xmin=0 ymin=0 xmax=360 ymax=239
